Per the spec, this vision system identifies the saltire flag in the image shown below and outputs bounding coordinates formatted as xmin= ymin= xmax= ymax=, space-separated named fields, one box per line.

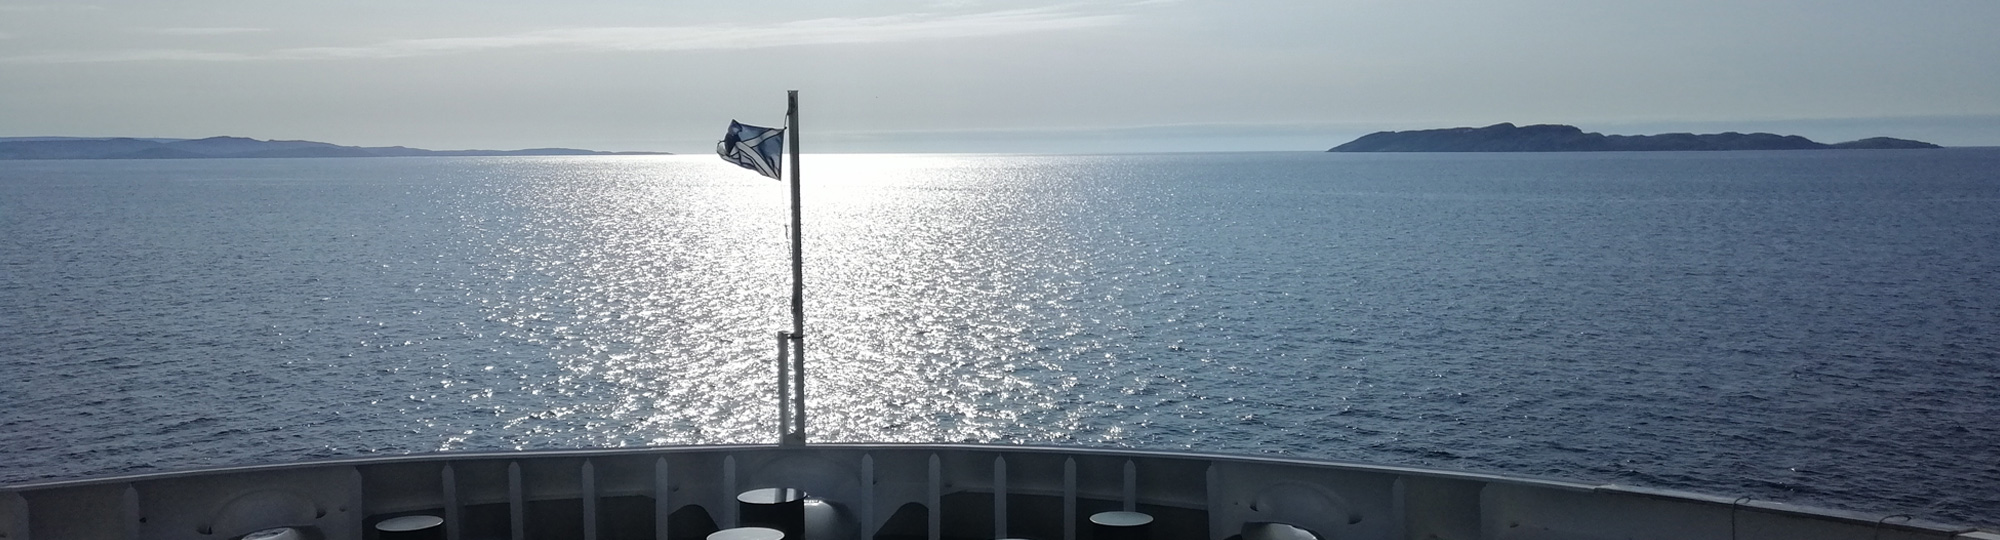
xmin=718 ymin=120 xmax=785 ymax=180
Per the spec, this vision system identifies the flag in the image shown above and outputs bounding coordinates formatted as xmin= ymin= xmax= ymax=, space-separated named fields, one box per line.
xmin=718 ymin=120 xmax=785 ymax=180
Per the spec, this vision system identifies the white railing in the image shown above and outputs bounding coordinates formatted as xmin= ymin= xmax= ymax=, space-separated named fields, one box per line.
xmin=4 ymin=444 xmax=1991 ymax=540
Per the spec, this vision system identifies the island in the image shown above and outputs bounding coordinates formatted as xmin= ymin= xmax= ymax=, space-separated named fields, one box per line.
xmin=1328 ymin=123 xmax=1940 ymax=152
xmin=0 ymin=136 xmax=670 ymax=160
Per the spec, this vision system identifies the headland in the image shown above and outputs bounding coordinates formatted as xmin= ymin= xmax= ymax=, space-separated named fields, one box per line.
xmin=0 ymin=136 xmax=669 ymax=160
xmin=1329 ymin=123 xmax=1940 ymax=152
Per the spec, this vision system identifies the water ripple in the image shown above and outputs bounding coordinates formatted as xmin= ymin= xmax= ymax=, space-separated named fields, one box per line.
xmin=3 ymin=151 xmax=1998 ymax=526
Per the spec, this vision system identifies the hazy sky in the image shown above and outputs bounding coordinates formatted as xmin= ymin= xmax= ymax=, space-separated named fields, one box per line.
xmin=4 ymin=0 xmax=1997 ymax=152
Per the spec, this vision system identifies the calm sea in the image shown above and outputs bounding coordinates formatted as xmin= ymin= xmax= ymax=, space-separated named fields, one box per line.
xmin=3 ymin=150 xmax=1997 ymax=526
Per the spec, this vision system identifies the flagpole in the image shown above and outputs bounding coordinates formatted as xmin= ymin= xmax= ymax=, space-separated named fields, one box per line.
xmin=783 ymin=89 xmax=807 ymax=446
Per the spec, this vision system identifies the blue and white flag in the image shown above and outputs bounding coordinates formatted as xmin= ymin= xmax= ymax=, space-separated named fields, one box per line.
xmin=718 ymin=120 xmax=785 ymax=180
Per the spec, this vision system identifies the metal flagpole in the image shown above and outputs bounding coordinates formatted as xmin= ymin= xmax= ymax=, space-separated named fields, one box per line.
xmin=782 ymin=90 xmax=807 ymax=446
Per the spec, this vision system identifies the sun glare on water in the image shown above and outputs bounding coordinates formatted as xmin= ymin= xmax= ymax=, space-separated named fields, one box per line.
xmin=456 ymin=154 xmax=1093 ymax=450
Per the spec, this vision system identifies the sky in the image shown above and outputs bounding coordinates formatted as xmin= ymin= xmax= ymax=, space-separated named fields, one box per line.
xmin=3 ymin=0 xmax=1998 ymax=153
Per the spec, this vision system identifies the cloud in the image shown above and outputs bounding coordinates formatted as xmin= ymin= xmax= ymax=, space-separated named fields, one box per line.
xmin=8 ymin=49 xmax=260 ymax=63
xmin=277 ymin=8 xmax=1122 ymax=59
xmin=149 ymin=27 xmax=271 ymax=36
xmin=0 ymin=3 xmax=102 ymax=12
xmin=3 ymin=7 xmax=1123 ymax=63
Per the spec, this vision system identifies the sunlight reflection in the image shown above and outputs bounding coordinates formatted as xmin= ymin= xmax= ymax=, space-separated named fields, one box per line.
xmin=426 ymin=154 xmax=1139 ymax=448
xmin=803 ymin=154 xmax=1085 ymax=443
xmin=455 ymin=156 xmax=791 ymax=447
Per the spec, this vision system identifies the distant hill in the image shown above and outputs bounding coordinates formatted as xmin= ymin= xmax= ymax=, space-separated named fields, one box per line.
xmin=0 ymin=136 xmax=670 ymax=160
xmin=1328 ymin=123 xmax=1941 ymax=152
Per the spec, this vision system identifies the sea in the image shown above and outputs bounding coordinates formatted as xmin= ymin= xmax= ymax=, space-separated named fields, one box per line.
xmin=3 ymin=150 xmax=1997 ymax=527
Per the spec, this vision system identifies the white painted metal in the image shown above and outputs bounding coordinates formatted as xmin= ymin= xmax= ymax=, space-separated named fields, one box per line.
xmin=121 ymin=484 xmax=138 ymax=540
xmin=346 ymin=466 xmax=364 ymax=540
xmin=724 ymin=455 xmax=739 ymax=529
xmin=926 ymin=454 xmax=941 ymax=540
xmin=1123 ymin=460 xmax=1137 ymax=513
xmin=1205 ymin=465 xmax=1223 ymax=540
xmin=507 ymin=461 xmax=523 ymax=540
xmin=861 ymin=453 xmax=875 ymax=540
xmin=0 ymin=444 xmax=1988 ymax=540
xmin=442 ymin=464 xmax=459 ymax=540
xmin=583 ymin=459 xmax=599 ymax=540
xmin=995 ymin=456 xmax=1008 ymax=540
xmin=1064 ymin=457 xmax=1078 ymax=540
xmin=657 ymin=458 xmax=673 ymax=540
